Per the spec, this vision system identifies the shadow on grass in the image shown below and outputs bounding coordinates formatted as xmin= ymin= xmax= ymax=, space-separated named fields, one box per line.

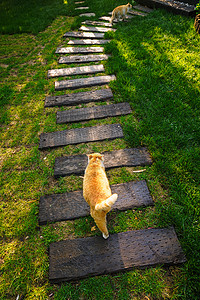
xmin=0 ymin=0 xmax=75 ymax=34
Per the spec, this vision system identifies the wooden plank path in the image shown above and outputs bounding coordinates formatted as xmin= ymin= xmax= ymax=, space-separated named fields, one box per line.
xmin=75 ymin=6 xmax=89 ymax=10
xmin=58 ymin=54 xmax=110 ymax=64
xmin=49 ymin=227 xmax=186 ymax=282
xmin=39 ymin=180 xmax=154 ymax=224
xmin=82 ymin=20 xmax=113 ymax=27
xmin=54 ymin=148 xmax=152 ymax=177
xmin=56 ymin=103 xmax=132 ymax=123
xmin=39 ymin=123 xmax=123 ymax=150
xmin=79 ymin=25 xmax=116 ymax=32
xmin=63 ymin=31 xmax=104 ymax=39
xmin=55 ymin=75 xmax=116 ymax=91
xmin=55 ymin=46 xmax=104 ymax=54
xmin=45 ymin=88 xmax=113 ymax=107
xmin=48 ymin=65 xmax=105 ymax=78
xmin=79 ymin=13 xmax=96 ymax=17
xmin=67 ymin=39 xmax=110 ymax=45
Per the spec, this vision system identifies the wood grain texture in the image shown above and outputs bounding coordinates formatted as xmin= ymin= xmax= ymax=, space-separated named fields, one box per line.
xmin=39 ymin=180 xmax=154 ymax=225
xmin=55 ymin=75 xmax=116 ymax=91
xmin=82 ymin=20 xmax=113 ymax=27
xmin=133 ymin=4 xmax=153 ymax=13
xmin=39 ymin=123 xmax=123 ymax=149
xmin=56 ymin=103 xmax=132 ymax=124
xmin=79 ymin=13 xmax=96 ymax=17
xmin=49 ymin=227 xmax=186 ymax=282
xmin=48 ymin=65 xmax=104 ymax=78
xmin=75 ymin=6 xmax=89 ymax=9
xmin=58 ymin=54 xmax=110 ymax=64
xmin=54 ymin=147 xmax=152 ymax=177
xmin=44 ymin=88 xmax=113 ymax=107
xmin=67 ymin=39 xmax=110 ymax=45
xmin=63 ymin=31 xmax=104 ymax=39
xmin=79 ymin=25 xmax=116 ymax=32
xmin=55 ymin=46 xmax=104 ymax=54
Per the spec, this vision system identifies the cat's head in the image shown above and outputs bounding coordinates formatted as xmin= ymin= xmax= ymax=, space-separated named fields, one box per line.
xmin=127 ymin=3 xmax=132 ymax=8
xmin=87 ymin=153 xmax=104 ymax=164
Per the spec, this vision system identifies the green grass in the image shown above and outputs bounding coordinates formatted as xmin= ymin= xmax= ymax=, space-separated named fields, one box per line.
xmin=0 ymin=0 xmax=200 ymax=299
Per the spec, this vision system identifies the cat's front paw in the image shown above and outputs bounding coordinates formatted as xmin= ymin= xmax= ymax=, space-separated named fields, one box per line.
xmin=103 ymin=233 xmax=109 ymax=239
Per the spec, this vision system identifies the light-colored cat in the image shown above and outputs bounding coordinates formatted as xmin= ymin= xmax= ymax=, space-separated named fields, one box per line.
xmin=83 ymin=153 xmax=118 ymax=239
xmin=110 ymin=3 xmax=132 ymax=24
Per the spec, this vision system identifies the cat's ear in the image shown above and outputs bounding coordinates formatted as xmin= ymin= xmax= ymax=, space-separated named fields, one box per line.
xmin=87 ymin=154 xmax=93 ymax=160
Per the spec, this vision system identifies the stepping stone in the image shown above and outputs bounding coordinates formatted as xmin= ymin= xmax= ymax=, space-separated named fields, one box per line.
xmin=57 ymin=103 xmax=132 ymax=124
xmin=99 ymin=16 xmax=113 ymax=22
xmin=39 ymin=123 xmax=123 ymax=150
xmin=48 ymin=65 xmax=105 ymax=78
xmin=75 ymin=1 xmax=85 ymax=4
xmin=67 ymin=39 xmax=110 ymax=45
xmin=63 ymin=31 xmax=104 ymax=39
xmin=54 ymin=147 xmax=152 ymax=177
xmin=82 ymin=20 xmax=113 ymax=27
xmin=58 ymin=54 xmax=110 ymax=64
xmin=55 ymin=75 xmax=116 ymax=91
xmin=55 ymin=46 xmax=104 ymax=54
xmin=137 ymin=0 xmax=195 ymax=16
xmin=44 ymin=88 xmax=113 ymax=107
xmin=133 ymin=4 xmax=153 ymax=13
xmin=79 ymin=13 xmax=96 ymax=17
xmin=49 ymin=227 xmax=186 ymax=282
xmin=75 ymin=6 xmax=89 ymax=10
xmin=39 ymin=180 xmax=154 ymax=224
xmin=79 ymin=25 xmax=116 ymax=32
xmin=128 ymin=10 xmax=147 ymax=17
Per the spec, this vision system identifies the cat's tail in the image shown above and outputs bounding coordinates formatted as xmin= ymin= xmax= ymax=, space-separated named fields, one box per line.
xmin=110 ymin=12 xmax=114 ymax=24
xmin=95 ymin=194 xmax=118 ymax=212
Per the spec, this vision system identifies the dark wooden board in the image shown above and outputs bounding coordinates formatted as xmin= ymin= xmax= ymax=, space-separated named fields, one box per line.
xmin=49 ymin=227 xmax=186 ymax=282
xmin=39 ymin=180 xmax=154 ymax=225
xmin=82 ymin=20 xmax=113 ymax=27
xmin=39 ymin=123 xmax=123 ymax=150
xmin=133 ymin=4 xmax=153 ymax=13
xmin=137 ymin=0 xmax=195 ymax=16
xmin=79 ymin=25 xmax=116 ymax=32
xmin=56 ymin=103 xmax=132 ymax=124
xmin=45 ymin=88 xmax=113 ymax=108
xmin=58 ymin=54 xmax=110 ymax=64
xmin=55 ymin=46 xmax=104 ymax=54
xmin=54 ymin=147 xmax=152 ymax=177
xmin=63 ymin=32 xmax=104 ymax=39
xmin=67 ymin=39 xmax=110 ymax=45
xmin=48 ymin=64 xmax=104 ymax=78
xmin=55 ymin=75 xmax=116 ymax=91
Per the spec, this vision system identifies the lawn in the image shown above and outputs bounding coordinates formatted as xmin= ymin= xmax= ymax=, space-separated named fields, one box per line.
xmin=0 ymin=0 xmax=200 ymax=299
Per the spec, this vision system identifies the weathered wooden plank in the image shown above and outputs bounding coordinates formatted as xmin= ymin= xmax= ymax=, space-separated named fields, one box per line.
xmin=67 ymin=39 xmax=110 ymax=45
xmin=63 ymin=31 xmax=104 ymax=39
xmin=58 ymin=54 xmax=110 ymax=64
xmin=128 ymin=9 xmax=147 ymax=16
xmin=55 ymin=46 xmax=104 ymax=54
xmin=82 ymin=20 xmax=113 ymax=27
xmin=48 ymin=65 xmax=104 ymax=78
xmin=75 ymin=1 xmax=85 ymax=4
xmin=39 ymin=124 xmax=123 ymax=150
xmin=136 ymin=0 xmax=195 ymax=16
xmin=75 ymin=6 xmax=89 ymax=9
xmin=39 ymin=180 xmax=154 ymax=225
xmin=79 ymin=25 xmax=116 ymax=32
xmin=49 ymin=227 xmax=186 ymax=282
xmin=45 ymin=88 xmax=113 ymax=108
xmin=79 ymin=13 xmax=96 ymax=17
xmin=55 ymin=75 xmax=116 ymax=91
xmin=56 ymin=103 xmax=132 ymax=124
xmin=54 ymin=147 xmax=152 ymax=177
xmin=99 ymin=15 xmax=133 ymax=22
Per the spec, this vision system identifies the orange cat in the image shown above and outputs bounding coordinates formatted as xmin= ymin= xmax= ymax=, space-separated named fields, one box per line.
xmin=83 ymin=153 xmax=118 ymax=239
xmin=110 ymin=3 xmax=132 ymax=24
